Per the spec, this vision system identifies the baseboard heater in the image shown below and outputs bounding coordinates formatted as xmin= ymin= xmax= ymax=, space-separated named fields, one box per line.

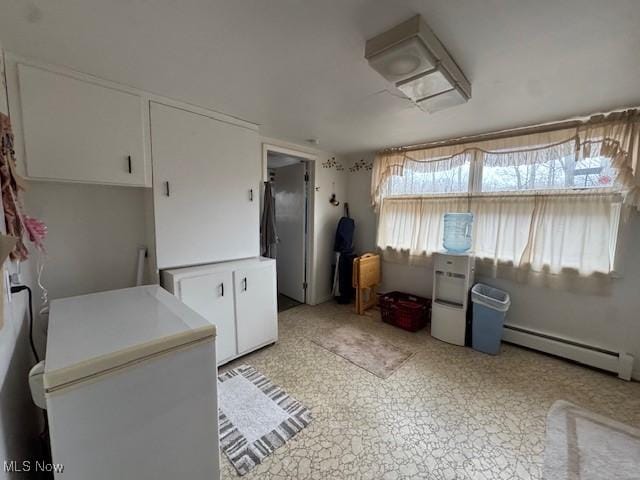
xmin=502 ymin=324 xmax=635 ymax=381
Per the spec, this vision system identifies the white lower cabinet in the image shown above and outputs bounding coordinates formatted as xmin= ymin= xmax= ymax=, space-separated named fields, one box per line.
xmin=179 ymin=271 xmax=236 ymax=363
xmin=234 ymin=265 xmax=279 ymax=355
xmin=162 ymin=258 xmax=277 ymax=365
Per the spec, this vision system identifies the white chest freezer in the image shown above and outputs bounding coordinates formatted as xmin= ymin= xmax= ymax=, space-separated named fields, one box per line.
xmin=44 ymin=285 xmax=220 ymax=480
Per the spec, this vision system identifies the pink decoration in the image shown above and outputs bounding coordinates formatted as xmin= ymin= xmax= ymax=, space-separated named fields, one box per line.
xmin=598 ymin=175 xmax=612 ymax=185
xmin=24 ymin=216 xmax=47 ymax=253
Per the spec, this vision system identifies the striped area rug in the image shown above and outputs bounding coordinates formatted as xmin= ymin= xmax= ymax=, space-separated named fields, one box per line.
xmin=218 ymin=365 xmax=312 ymax=476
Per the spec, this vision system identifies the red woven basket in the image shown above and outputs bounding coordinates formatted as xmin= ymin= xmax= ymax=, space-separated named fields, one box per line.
xmin=379 ymin=291 xmax=431 ymax=332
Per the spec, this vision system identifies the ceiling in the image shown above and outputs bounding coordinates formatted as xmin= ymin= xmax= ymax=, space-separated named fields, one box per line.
xmin=1 ymin=0 xmax=639 ymax=154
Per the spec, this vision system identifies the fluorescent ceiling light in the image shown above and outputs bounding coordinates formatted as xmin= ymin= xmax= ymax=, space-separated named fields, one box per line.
xmin=416 ymin=87 xmax=467 ymax=113
xmin=366 ymin=37 xmax=435 ymax=83
xmin=396 ymin=68 xmax=452 ymax=101
xmin=365 ymin=15 xmax=471 ymax=113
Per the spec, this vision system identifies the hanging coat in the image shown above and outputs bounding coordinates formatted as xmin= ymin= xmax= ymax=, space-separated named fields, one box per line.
xmin=260 ymin=182 xmax=278 ymax=258
xmin=333 ymin=217 xmax=355 ymax=253
xmin=332 ymin=216 xmax=355 ymax=303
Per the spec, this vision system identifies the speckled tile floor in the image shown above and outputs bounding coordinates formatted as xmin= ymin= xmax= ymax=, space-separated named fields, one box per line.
xmin=220 ymin=302 xmax=640 ymax=480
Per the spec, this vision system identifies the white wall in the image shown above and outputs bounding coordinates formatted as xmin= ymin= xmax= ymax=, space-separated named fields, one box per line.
xmin=346 ymin=156 xmax=640 ymax=380
xmin=24 ymin=181 xmax=150 ymax=311
xmin=262 ymin=137 xmax=347 ymax=305
xmin=313 ymin=155 xmax=348 ymax=304
xmin=0 ymin=42 xmax=43 ymax=479
xmin=346 ymin=154 xmax=377 ymax=255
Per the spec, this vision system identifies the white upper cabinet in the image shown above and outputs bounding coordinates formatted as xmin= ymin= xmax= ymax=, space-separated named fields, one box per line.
xmin=151 ymin=102 xmax=260 ymax=269
xmin=16 ymin=63 xmax=148 ymax=186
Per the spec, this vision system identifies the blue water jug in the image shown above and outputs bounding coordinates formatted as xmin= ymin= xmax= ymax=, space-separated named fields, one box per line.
xmin=443 ymin=213 xmax=473 ymax=253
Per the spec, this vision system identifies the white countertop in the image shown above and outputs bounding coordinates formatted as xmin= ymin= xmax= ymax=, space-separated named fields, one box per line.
xmin=46 ymin=285 xmax=214 ymax=380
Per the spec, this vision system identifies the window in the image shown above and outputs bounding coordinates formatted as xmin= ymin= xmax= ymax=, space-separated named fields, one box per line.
xmin=385 ymin=158 xmax=470 ymax=195
xmin=481 ymin=154 xmax=616 ymax=192
xmin=372 ymin=111 xmax=640 ymax=276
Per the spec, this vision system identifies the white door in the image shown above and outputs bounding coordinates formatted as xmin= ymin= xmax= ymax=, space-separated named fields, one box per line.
xmin=234 ymin=264 xmax=277 ymax=354
xmin=179 ymin=272 xmax=236 ymax=364
xmin=151 ymin=102 xmax=260 ymax=269
xmin=274 ymin=162 xmax=307 ymax=302
xmin=17 ymin=63 xmax=147 ymax=186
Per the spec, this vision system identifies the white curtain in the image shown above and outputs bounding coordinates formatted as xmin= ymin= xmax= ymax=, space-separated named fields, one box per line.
xmin=521 ymin=193 xmax=621 ymax=275
xmin=376 ymin=192 xmax=622 ymax=275
xmin=471 ymin=195 xmax=535 ymax=265
xmin=377 ymin=196 xmax=467 ymax=257
xmin=372 ymin=109 xmax=637 ymax=276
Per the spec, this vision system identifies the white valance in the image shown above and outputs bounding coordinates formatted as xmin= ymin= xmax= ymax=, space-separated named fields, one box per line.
xmin=372 ymin=110 xmax=640 ymax=209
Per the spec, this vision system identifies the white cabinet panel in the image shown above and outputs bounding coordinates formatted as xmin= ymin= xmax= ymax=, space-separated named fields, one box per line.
xmin=234 ymin=263 xmax=278 ymax=354
xmin=151 ymin=102 xmax=260 ymax=269
xmin=17 ymin=63 xmax=147 ymax=186
xmin=179 ymin=272 xmax=236 ymax=364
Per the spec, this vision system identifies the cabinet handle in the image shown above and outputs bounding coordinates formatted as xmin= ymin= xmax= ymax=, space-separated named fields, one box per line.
xmin=220 ymin=283 xmax=224 ymax=297
xmin=165 ymin=181 xmax=171 ymax=197
xmin=243 ymin=277 xmax=248 ymax=291
xmin=249 ymin=189 xmax=254 ymax=202
xmin=127 ymin=155 xmax=132 ymax=174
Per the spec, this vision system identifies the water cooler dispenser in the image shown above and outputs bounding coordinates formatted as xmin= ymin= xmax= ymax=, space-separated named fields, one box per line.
xmin=431 ymin=252 xmax=475 ymax=346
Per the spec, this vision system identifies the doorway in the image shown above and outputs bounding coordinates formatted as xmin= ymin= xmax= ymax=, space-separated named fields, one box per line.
xmin=263 ymin=146 xmax=314 ymax=311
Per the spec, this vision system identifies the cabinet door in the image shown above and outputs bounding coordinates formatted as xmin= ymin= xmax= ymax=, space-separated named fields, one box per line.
xmin=179 ymin=272 xmax=236 ymax=364
xmin=234 ymin=264 xmax=278 ymax=354
xmin=151 ymin=102 xmax=260 ymax=269
xmin=17 ymin=64 xmax=147 ymax=186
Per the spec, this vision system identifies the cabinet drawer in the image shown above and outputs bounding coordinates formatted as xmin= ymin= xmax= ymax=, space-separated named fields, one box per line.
xmin=17 ymin=63 xmax=147 ymax=186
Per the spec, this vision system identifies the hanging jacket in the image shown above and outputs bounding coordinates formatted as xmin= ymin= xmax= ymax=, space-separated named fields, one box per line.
xmin=260 ymin=182 xmax=278 ymax=258
xmin=333 ymin=217 xmax=355 ymax=253
xmin=332 ymin=216 xmax=356 ymax=303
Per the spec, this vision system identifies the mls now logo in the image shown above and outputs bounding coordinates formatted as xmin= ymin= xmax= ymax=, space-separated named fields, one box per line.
xmin=4 ymin=460 xmax=64 ymax=473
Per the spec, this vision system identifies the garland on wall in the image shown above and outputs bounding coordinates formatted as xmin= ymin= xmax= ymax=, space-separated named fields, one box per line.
xmin=322 ymin=157 xmax=344 ymax=171
xmin=322 ymin=157 xmax=372 ymax=173
xmin=348 ymin=159 xmax=373 ymax=172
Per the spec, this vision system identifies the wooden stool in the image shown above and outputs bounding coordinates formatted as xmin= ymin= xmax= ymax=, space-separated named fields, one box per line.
xmin=352 ymin=253 xmax=381 ymax=315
